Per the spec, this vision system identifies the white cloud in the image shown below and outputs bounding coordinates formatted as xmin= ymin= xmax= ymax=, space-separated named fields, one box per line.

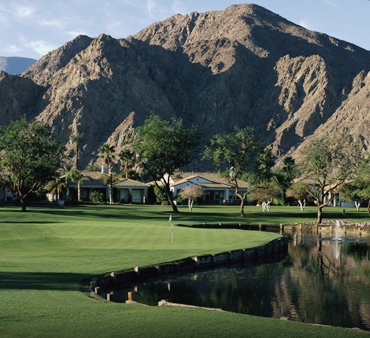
xmin=38 ymin=19 xmax=64 ymax=29
xmin=4 ymin=44 xmax=21 ymax=55
xmin=321 ymin=0 xmax=340 ymax=9
xmin=172 ymin=0 xmax=187 ymax=15
xmin=145 ymin=0 xmax=178 ymax=20
xmin=0 ymin=12 xmax=9 ymax=25
xmin=146 ymin=0 xmax=157 ymax=18
xmin=27 ymin=40 xmax=59 ymax=56
xmin=118 ymin=0 xmax=143 ymax=8
xmin=15 ymin=5 xmax=34 ymax=18
xmin=67 ymin=31 xmax=89 ymax=38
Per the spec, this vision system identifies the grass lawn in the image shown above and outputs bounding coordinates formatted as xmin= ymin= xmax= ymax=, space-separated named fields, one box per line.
xmin=0 ymin=204 xmax=369 ymax=338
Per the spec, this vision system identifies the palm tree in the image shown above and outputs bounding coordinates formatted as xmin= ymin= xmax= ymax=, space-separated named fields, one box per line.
xmin=45 ymin=177 xmax=67 ymax=202
xmin=69 ymin=132 xmax=84 ymax=170
xmin=100 ymin=172 xmax=120 ymax=204
xmin=118 ymin=149 xmax=135 ymax=179
xmin=98 ymin=143 xmax=116 ymax=174
xmin=66 ymin=169 xmax=90 ymax=202
xmin=61 ymin=162 xmax=73 ymax=175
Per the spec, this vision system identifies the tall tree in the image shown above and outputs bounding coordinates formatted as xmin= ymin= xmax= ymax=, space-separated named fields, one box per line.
xmin=129 ymin=112 xmax=200 ymax=213
xmin=341 ymin=155 xmax=370 ymax=213
xmin=118 ymin=148 xmax=135 ymax=179
xmin=69 ymin=132 xmax=84 ymax=170
xmin=66 ymin=169 xmax=90 ymax=202
xmin=98 ymin=143 xmax=116 ymax=174
xmin=204 ymin=127 xmax=273 ymax=217
xmin=299 ymin=133 xmax=362 ymax=226
xmin=100 ymin=172 xmax=120 ymax=204
xmin=0 ymin=116 xmax=65 ymax=211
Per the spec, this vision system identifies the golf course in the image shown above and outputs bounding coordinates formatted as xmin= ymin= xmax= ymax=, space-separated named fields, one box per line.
xmin=1 ymin=204 xmax=369 ymax=337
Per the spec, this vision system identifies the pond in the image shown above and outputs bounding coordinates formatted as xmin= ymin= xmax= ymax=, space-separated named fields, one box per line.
xmin=108 ymin=231 xmax=370 ymax=331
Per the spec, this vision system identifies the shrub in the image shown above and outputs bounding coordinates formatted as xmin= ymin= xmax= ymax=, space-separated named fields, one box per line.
xmin=89 ymin=191 xmax=104 ymax=203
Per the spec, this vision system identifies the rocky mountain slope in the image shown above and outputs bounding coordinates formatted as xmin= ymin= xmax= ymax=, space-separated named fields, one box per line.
xmin=1 ymin=4 xmax=370 ymax=170
xmin=0 ymin=57 xmax=36 ymax=74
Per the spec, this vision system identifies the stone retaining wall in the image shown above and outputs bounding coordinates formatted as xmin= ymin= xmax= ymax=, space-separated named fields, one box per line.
xmin=89 ymin=235 xmax=288 ymax=301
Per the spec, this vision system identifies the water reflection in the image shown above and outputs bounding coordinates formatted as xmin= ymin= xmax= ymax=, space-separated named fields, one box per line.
xmin=110 ymin=232 xmax=370 ymax=331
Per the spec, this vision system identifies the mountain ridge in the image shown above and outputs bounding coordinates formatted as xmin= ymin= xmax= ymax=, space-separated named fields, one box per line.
xmin=0 ymin=4 xmax=369 ymax=169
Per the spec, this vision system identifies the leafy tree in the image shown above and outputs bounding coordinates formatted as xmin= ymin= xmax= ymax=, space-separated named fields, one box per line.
xmin=69 ymin=132 xmax=84 ymax=170
xmin=286 ymin=182 xmax=309 ymax=211
xmin=270 ymin=156 xmax=298 ymax=206
xmin=298 ymin=134 xmax=362 ymax=226
xmin=89 ymin=191 xmax=104 ymax=204
xmin=119 ymin=148 xmax=135 ymax=179
xmin=179 ymin=185 xmax=204 ymax=211
xmin=129 ymin=113 xmax=200 ymax=213
xmin=340 ymin=183 xmax=362 ymax=211
xmin=100 ymin=172 xmax=120 ymax=204
xmin=250 ymin=179 xmax=281 ymax=211
xmin=66 ymin=169 xmax=90 ymax=202
xmin=98 ymin=143 xmax=116 ymax=174
xmin=282 ymin=156 xmax=297 ymax=180
xmin=341 ymin=156 xmax=370 ymax=213
xmin=153 ymin=185 xmax=167 ymax=204
xmin=203 ymin=127 xmax=273 ymax=217
xmin=0 ymin=116 xmax=65 ymax=211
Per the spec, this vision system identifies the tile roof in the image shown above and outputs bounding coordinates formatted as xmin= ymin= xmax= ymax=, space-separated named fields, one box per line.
xmin=170 ymin=172 xmax=249 ymax=189
xmin=62 ymin=171 xmax=148 ymax=188
xmin=115 ymin=178 xmax=149 ymax=188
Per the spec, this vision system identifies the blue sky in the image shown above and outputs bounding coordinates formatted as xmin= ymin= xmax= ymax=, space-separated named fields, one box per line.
xmin=1 ymin=0 xmax=369 ymax=60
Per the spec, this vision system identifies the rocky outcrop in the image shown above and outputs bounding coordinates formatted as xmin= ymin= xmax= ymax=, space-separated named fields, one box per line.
xmin=0 ymin=72 xmax=43 ymax=125
xmin=22 ymin=35 xmax=93 ymax=86
xmin=0 ymin=4 xmax=368 ymax=169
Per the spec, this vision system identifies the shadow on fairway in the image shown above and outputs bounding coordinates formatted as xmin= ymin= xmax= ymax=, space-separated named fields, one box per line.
xmin=3 ymin=221 xmax=62 ymax=224
xmin=29 ymin=204 xmax=367 ymax=225
xmin=31 ymin=206 xmax=176 ymax=221
xmin=0 ymin=272 xmax=89 ymax=291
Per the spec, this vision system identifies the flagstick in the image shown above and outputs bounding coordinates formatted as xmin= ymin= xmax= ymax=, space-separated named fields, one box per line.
xmin=171 ymin=223 xmax=173 ymax=244
xmin=169 ymin=214 xmax=173 ymax=244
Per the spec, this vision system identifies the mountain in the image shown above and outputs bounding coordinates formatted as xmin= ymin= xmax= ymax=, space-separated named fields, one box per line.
xmin=2 ymin=4 xmax=370 ymax=170
xmin=0 ymin=57 xmax=37 ymax=74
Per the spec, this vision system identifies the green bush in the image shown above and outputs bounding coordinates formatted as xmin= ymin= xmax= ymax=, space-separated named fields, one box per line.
xmin=89 ymin=191 xmax=104 ymax=203
xmin=154 ymin=186 xmax=167 ymax=204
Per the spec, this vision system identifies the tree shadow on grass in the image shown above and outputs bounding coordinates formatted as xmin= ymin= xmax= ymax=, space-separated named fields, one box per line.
xmin=2 ymin=221 xmax=61 ymax=224
xmin=25 ymin=204 xmax=370 ymax=225
xmin=0 ymin=272 xmax=90 ymax=291
xmin=178 ymin=207 xmax=368 ymax=225
xmin=31 ymin=206 xmax=176 ymax=221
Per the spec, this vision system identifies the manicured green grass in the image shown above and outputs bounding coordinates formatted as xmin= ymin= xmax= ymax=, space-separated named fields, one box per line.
xmin=0 ymin=204 xmax=369 ymax=338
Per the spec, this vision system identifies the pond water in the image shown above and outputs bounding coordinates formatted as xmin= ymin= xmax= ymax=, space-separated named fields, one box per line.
xmin=109 ymin=231 xmax=370 ymax=331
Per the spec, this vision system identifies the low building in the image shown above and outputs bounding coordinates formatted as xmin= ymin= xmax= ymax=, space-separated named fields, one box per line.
xmin=164 ymin=172 xmax=250 ymax=204
xmin=59 ymin=170 xmax=149 ymax=203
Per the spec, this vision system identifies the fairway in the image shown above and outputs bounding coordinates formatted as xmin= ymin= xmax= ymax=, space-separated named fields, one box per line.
xmin=0 ymin=204 xmax=369 ymax=338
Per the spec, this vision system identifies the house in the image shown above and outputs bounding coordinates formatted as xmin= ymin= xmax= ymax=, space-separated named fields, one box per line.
xmin=59 ymin=169 xmax=149 ymax=203
xmin=163 ymin=172 xmax=250 ymax=204
xmin=0 ymin=187 xmax=14 ymax=202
